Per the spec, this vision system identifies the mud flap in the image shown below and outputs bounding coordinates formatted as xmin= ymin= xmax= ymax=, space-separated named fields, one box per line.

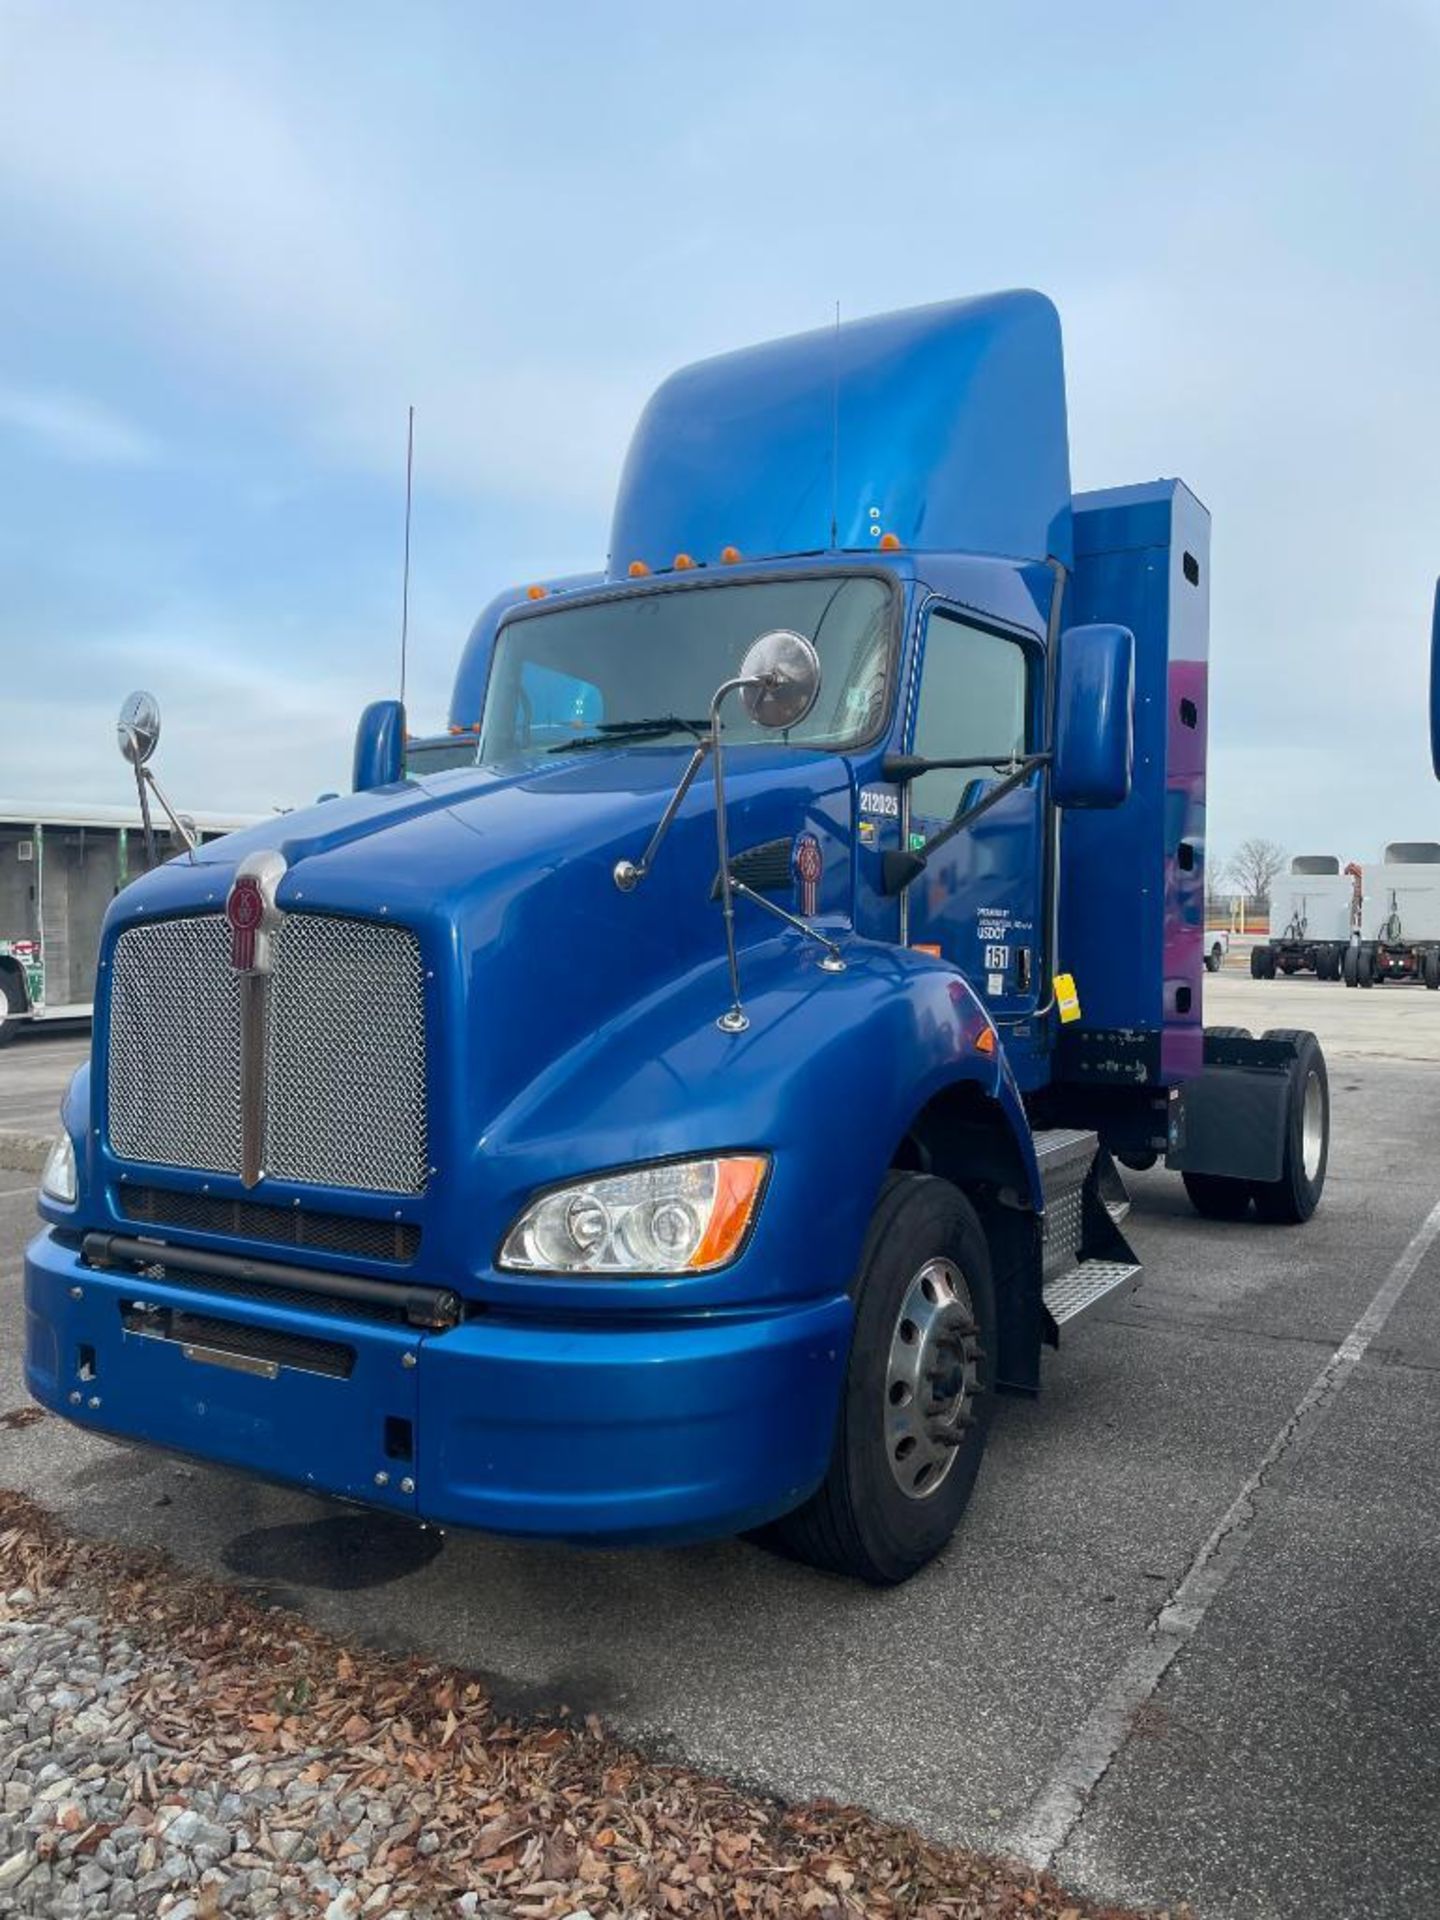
xmin=1166 ymin=1031 xmax=1296 ymax=1183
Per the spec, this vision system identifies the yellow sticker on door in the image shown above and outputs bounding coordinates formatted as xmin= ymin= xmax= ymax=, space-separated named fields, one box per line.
xmin=1055 ymin=972 xmax=1082 ymax=1024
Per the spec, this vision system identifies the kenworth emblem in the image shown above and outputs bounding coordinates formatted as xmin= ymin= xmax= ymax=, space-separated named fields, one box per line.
xmin=226 ymin=851 xmax=287 ymax=1185
xmin=793 ymin=833 xmax=823 ymax=917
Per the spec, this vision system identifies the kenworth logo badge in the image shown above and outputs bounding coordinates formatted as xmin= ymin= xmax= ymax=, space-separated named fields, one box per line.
xmin=226 ymin=851 xmax=286 ymax=975
xmin=225 ymin=851 xmax=287 ymax=1186
xmin=793 ymin=833 xmax=823 ymax=917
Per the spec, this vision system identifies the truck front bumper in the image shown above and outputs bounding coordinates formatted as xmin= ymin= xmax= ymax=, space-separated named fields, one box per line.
xmin=24 ymin=1228 xmax=852 ymax=1544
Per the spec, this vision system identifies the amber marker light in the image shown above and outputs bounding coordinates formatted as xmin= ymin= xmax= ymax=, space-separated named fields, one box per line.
xmin=688 ymin=1155 xmax=769 ymax=1270
xmin=525 ymin=584 xmax=548 ymax=601
xmin=447 ymin=725 xmax=464 ymax=736
xmin=878 ymin=532 xmax=902 ymax=551
xmin=720 ymin=545 xmax=742 ymax=565
xmin=628 ymin=560 xmax=651 ymax=578
xmin=974 ymin=1027 xmax=997 ymax=1056
xmin=673 ymin=553 xmax=696 ymax=571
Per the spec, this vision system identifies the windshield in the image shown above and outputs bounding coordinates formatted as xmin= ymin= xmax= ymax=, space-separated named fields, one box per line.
xmin=478 ymin=575 xmax=895 ymax=763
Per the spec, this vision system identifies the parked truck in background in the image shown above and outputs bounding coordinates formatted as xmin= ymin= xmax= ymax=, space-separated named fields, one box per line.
xmin=1252 ymin=854 xmax=1355 ymax=981
xmin=1343 ymin=841 xmax=1440 ymax=987
xmin=25 ymin=293 xmax=1331 ymax=1584
xmin=0 ymin=803 xmax=253 ymax=1042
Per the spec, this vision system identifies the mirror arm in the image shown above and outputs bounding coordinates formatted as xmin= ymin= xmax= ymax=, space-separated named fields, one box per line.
xmin=729 ymin=881 xmax=846 ymax=972
xmin=140 ymin=766 xmax=199 ymax=863
xmin=709 ymin=675 xmax=762 ymax=1031
xmin=881 ymin=751 xmax=1047 ymax=783
xmin=613 ymin=740 xmax=711 ymax=891
xmin=881 ymin=752 xmax=1050 ymax=896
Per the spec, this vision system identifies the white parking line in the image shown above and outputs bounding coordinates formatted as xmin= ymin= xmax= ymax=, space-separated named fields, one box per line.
xmin=0 ymin=1183 xmax=37 ymax=1205
xmin=1007 ymin=1188 xmax=1440 ymax=1871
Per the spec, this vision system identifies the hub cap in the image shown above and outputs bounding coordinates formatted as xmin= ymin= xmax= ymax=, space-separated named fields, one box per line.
xmin=1301 ymin=1070 xmax=1324 ymax=1181
xmin=884 ymin=1257 xmax=982 ymax=1500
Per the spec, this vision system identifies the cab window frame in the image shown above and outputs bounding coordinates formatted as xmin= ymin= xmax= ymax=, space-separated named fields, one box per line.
xmin=905 ymin=598 xmax=1043 ymax=825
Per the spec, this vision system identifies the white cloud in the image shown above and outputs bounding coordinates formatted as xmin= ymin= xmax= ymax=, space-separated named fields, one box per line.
xmin=0 ymin=386 xmax=159 ymax=465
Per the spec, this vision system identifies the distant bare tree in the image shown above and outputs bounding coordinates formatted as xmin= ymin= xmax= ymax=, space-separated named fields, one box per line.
xmin=1218 ymin=837 xmax=1287 ymax=909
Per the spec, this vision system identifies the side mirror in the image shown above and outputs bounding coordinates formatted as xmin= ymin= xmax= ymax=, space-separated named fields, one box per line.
xmin=353 ymin=699 xmax=407 ymax=793
xmin=738 ymin=630 xmax=821 ymax=730
xmin=1053 ymin=623 xmax=1134 ymax=809
xmin=1430 ymin=580 xmax=1440 ymax=780
xmin=117 ymin=690 xmax=161 ymax=766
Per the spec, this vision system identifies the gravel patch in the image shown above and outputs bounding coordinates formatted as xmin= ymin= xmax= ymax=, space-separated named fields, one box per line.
xmin=0 ymin=1484 xmax=1176 ymax=1919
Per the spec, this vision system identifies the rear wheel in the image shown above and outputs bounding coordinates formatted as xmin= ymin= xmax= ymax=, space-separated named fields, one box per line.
xmin=1358 ymin=944 xmax=1376 ymax=988
xmin=764 ymin=1174 xmax=996 ymax=1586
xmin=1342 ymin=942 xmax=1359 ymax=988
xmin=1425 ymin=950 xmax=1440 ymax=991
xmin=1205 ymin=942 xmax=1224 ymax=974
xmin=1252 ymin=1031 xmax=1328 ymax=1223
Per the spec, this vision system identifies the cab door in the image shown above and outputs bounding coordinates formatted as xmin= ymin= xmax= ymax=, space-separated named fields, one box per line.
xmin=902 ymin=603 xmax=1049 ymax=1066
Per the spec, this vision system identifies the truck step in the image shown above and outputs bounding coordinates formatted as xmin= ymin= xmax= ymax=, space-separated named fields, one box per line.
xmin=1043 ymin=1258 xmax=1142 ymax=1328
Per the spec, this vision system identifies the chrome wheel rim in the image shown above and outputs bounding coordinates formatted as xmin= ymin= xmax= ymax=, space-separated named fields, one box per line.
xmin=884 ymin=1257 xmax=981 ymax=1500
xmin=1301 ymin=1070 xmax=1324 ymax=1181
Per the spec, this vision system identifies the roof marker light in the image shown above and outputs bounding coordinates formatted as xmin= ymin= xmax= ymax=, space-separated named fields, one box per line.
xmin=879 ymin=532 xmax=902 ymax=551
xmin=720 ymin=546 xmax=742 ymax=565
xmin=525 ymin=584 xmax=548 ymax=601
xmin=448 ymin=725 xmax=464 ymax=736
xmin=628 ymin=560 xmax=651 ymax=578
xmin=673 ymin=553 xmax=696 ymax=571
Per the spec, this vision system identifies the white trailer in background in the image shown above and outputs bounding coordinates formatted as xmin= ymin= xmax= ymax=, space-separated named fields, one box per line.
xmin=1252 ymin=855 xmax=1355 ymax=980
xmin=1344 ymin=841 xmax=1440 ymax=988
xmin=0 ymin=801 xmax=255 ymax=1042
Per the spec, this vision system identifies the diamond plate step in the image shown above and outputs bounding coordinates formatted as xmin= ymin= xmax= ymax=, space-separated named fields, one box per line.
xmin=1043 ymin=1259 xmax=1142 ymax=1328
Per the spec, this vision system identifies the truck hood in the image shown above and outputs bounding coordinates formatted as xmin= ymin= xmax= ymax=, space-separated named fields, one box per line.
xmin=107 ymin=744 xmax=855 ymax=1133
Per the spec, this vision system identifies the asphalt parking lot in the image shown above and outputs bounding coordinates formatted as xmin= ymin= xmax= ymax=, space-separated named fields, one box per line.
xmin=3 ymin=972 xmax=1439 ymax=1919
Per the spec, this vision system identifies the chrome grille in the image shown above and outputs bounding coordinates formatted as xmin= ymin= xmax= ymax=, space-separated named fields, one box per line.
xmin=108 ymin=912 xmax=428 ymax=1195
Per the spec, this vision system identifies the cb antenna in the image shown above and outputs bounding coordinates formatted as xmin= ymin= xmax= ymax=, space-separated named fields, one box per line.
xmin=829 ymin=300 xmax=841 ymax=550
xmin=399 ymin=404 xmax=415 ymax=705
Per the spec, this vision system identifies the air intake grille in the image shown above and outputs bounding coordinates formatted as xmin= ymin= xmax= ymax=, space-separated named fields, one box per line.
xmin=108 ymin=912 xmax=428 ymax=1195
xmin=117 ymin=1184 xmax=420 ymax=1265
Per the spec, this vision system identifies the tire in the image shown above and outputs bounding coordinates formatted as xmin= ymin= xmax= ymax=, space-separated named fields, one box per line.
xmin=1342 ymin=943 xmax=1359 ymax=988
xmin=1358 ymin=944 xmax=1375 ymax=988
xmin=1205 ymin=943 xmax=1223 ymax=974
xmin=1182 ymin=1171 xmax=1253 ymax=1220
xmin=1249 ymin=946 xmax=1267 ymax=980
xmin=764 ymin=1173 xmax=996 ymax=1586
xmin=1424 ymin=950 xmax=1440 ymax=991
xmin=1252 ymin=1031 xmax=1328 ymax=1223
xmin=1117 ymin=1149 xmax=1158 ymax=1172
xmin=0 ymin=971 xmax=21 ymax=1049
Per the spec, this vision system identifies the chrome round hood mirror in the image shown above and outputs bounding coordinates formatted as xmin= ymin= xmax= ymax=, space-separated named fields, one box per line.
xmin=739 ymin=630 xmax=821 ymax=731
xmin=117 ymin=690 xmax=161 ymax=766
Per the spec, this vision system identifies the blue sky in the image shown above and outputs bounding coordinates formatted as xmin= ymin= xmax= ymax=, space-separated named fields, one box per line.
xmin=2 ymin=0 xmax=1437 ymax=873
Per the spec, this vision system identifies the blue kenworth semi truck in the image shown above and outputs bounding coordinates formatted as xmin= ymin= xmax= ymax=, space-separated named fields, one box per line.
xmin=27 ymin=294 xmax=1331 ymax=1584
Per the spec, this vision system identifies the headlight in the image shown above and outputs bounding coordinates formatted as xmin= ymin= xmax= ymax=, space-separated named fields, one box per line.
xmin=499 ymin=1155 xmax=769 ymax=1275
xmin=39 ymin=1131 xmax=77 ymax=1206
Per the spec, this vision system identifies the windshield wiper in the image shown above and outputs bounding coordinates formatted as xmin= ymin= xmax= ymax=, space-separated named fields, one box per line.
xmin=548 ymin=716 xmax=709 ymax=753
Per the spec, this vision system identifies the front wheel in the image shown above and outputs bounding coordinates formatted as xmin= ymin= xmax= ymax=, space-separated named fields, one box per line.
xmin=1424 ymin=950 xmax=1440 ymax=991
xmin=764 ymin=1174 xmax=996 ymax=1586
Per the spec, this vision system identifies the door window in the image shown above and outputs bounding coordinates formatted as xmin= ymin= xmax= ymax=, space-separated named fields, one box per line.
xmin=910 ymin=611 xmax=1031 ymax=827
